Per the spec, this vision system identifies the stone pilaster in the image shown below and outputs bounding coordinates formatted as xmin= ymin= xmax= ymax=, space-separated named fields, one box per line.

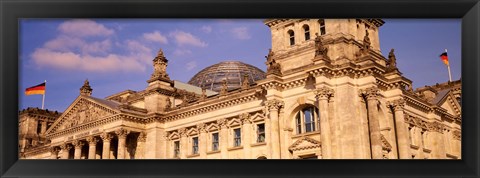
xmin=197 ymin=123 xmax=207 ymax=158
xmin=136 ymin=132 xmax=147 ymax=159
xmin=50 ymin=147 xmax=60 ymax=159
xmin=72 ymin=140 xmax=84 ymax=159
xmin=314 ymin=86 xmax=334 ymax=159
xmin=361 ymin=87 xmax=382 ymax=159
xmin=115 ymin=128 xmax=130 ymax=159
xmin=86 ymin=136 xmax=98 ymax=159
xmin=428 ymin=122 xmax=446 ymax=159
xmin=217 ymin=118 xmax=229 ymax=159
xmin=178 ymin=128 xmax=188 ymax=159
xmin=265 ymin=99 xmax=284 ymax=159
xmin=240 ymin=113 xmax=252 ymax=158
xmin=387 ymin=99 xmax=410 ymax=159
xmin=100 ymin=132 xmax=113 ymax=159
xmin=60 ymin=143 xmax=72 ymax=159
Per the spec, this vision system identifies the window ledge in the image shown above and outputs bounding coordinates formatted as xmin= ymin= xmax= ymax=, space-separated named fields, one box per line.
xmin=291 ymin=131 xmax=321 ymax=139
xmin=227 ymin=146 xmax=243 ymax=151
xmin=410 ymin=144 xmax=419 ymax=150
xmin=251 ymin=142 xmax=266 ymax=147
xmin=207 ymin=150 xmax=220 ymax=155
xmin=186 ymin=153 xmax=200 ymax=158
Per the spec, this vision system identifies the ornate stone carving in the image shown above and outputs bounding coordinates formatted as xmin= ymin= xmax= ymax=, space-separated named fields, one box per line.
xmin=138 ymin=132 xmax=147 ymax=142
xmin=239 ymin=113 xmax=251 ymax=124
xmin=197 ymin=123 xmax=207 ymax=133
xmin=265 ymin=49 xmax=282 ymax=76
xmin=241 ymin=74 xmax=250 ymax=90
xmin=100 ymin=132 xmax=113 ymax=142
xmin=61 ymin=100 xmax=110 ymax=130
xmin=357 ymin=30 xmax=371 ymax=57
xmin=80 ymin=79 xmax=93 ymax=96
xmin=164 ymin=97 xmax=172 ymax=111
xmin=387 ymin=99 xmax=405 ymax=111
xmin=50 ymin=146 xmax=60 ymax=154
xmin=200 ymin=88 xmax=207 ymax=101
xmin=360 ymin=86 xmax=381 ymax=101
xmin=72 ymin=140 xmax=84 ymax=149
xmin=452 ymin=130 xmax=461 ymax=140
xmin=60 ymin=143 xmax=72 ymax=151
xmin=265 ymin=99 xmax=284 ymax=111
xmin=178 ymin=128 xmax=187 ymax=137
xmin=217 ymin=118 xmax=228 ymax=129
xmin=386 ymin=49 xmax=398 ymax=72
xmin=149 ymin=49 xmax=171 ymax=83
xmin=314 ymin=86 xmax=334 ymax=100
xmin=220 ymin=79 xmax=228 ymax=95
xmin=86 ymin=136 xmax=98 ymax=145
xmin=427 ymin=122 xmax=444 ymax=133
xmin=314 ymin=33 xmax=329 ymax=60
xmin=115 ymin=128 xmax=130 ymax=139
xmin=180 ymin=95 xmax=189 ymax=107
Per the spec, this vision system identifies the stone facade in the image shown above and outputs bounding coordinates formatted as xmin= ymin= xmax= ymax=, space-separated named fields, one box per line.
xmin=20 ymin=19 xmax=461 ymax=159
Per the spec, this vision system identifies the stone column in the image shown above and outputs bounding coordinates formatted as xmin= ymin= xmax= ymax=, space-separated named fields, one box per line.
xmin=60 ymin=143 xmax=72 ymax=159
xmin=388 ymin=99 xmax=410 ymax=159
xmin=362 ymin=87 xmax=382 ymax=159
xmin=72 ymin=140 xmax=84 ymax=159
xmin=197 ymin=123 xmax=207 ymax=158
xmin=178 ymin=128 xmax=188 ymax=159
xmin=86 ymin=136 xmax=98 ymax=159
xmin=100 ymin=132 xmax=113 ymax=159
xmin=136 ymin=132 xmax=147 ymax=159
xmin=50 ymin=147 xmax=60 ymax=159
xmin=240 ymin=113 xmax=252 ymax=158
xmin=40 ymin=121 xmax=47 ymax=135
xmin=315 ymin=87 xmax=333 ymax=159
xmin=265 ymin=99 xmax=284 ymax=159
xmin=217 ymin=119 xmax=229 ymax=159
xmin=115 ymin=128 xmax=130 ymax=159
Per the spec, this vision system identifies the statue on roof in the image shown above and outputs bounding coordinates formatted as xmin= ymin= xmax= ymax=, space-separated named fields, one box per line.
xmin=387 ymin=49 xmax=398 ymax=71
xmin=265 ymin=49 xmax=282 ymax=76
xmin=80 ymin=79 xmax=92 ymax=96
xmin=314 ymin=33 xmax=329 ymax=60
xmin=164 ymin=97 xmax=171 ymax=111
xmin=150 ymin=48 xmax=171 ymax=82
xmin=220 ymin=79 xmax=228 ymax=95
xmin=241 ymin=74 xmax=250 ymax=90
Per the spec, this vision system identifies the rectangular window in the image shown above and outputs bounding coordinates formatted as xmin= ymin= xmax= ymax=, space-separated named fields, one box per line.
xmin=173 ymin=141 xmax=180 ymax=158
xmin=257 ymin=123 xmax=265 ymax=143
xmin=212 ymin=133 xmax=219 ymax=151
xmin=234 ymin=128 xmax=241 ymax=147
xmin=304 ymin=108 xmax=314 ymax=132
xmin=319 ymin=19 xmax=326 ymax=35
xmin=192 ymin=137 xmax=199 ymax=154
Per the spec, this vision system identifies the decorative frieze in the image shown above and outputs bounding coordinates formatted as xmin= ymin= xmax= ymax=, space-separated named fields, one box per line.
xmin=427 ymin=122 xmax=444 ymax=133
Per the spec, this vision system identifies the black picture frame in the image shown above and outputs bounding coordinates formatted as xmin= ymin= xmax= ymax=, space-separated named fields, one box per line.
xmin=1 ymin=0 xmax=479 ymax=177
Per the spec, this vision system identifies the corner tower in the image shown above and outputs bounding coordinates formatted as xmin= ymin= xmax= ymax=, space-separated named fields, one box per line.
xmin=145 ymin=49 xmax=175 ymax=114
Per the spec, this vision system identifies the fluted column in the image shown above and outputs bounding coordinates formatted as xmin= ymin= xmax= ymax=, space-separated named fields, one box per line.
xmin=178 ymin=128 xmax=187 ymax=159
xmin=101 ymin=132 xmax=113 ymax=159
xmin=361 ymin=87 xmax=382 ymax=159
xmin=217 ymin=119 xmax=228 ymax=159
xmin=86 ymin=136 xmax=98 ymax=159
xmin=60 ymin=143 xmax=72 ymax=159
xmin=116 ymin=128 xmax=130 ymax=159
xmin=388 ymin=99 xmax=410 ymax=159
xmin=240 ymin=113 xmax=252 ymax=158
xmin=315 ymin=86 xmax=334 ymax=159
xmin=50 ymin=147 xmax=60 ymax=159
xmin=72 ymin=140 xmax=84 ymax=159
xmin=136 ymin=132 xmax=146 ymax=159
xmin=265 ymin=99 xmax=284 ymax=159
xmin=197 ymin=124 xmax=207 ymax=158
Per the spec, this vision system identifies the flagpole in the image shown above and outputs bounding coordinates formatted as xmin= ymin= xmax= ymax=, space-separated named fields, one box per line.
xmin=42 ymin=80 xmax=46 ymax=109
xmin=445 ymin=49 xmax=452 ymax=82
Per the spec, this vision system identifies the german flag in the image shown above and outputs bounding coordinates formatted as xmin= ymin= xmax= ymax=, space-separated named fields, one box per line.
xmin=440 ymin=52 xmax=449 ymax=66
xmin=25 ymin=82 xmax=46 ymax=96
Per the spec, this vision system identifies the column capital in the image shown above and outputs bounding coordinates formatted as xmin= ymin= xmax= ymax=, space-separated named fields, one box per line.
xmin=72 ymin=140 xmax=85 ymax=149
xmin=427 ymin=121 xmax=445 ymax=133
xmin=178 ymin=128 xmax=188 ymax=137
xmin=100 ymin=132 xmax=113 ymax=142
xmin=217 ymin=118 xmax=228 ymax=129
xmin=265 ymin=99 xmax=284 ymax=111
xmin=360 ymin=86 xmax=381 ymax=100
xmin=86 ymin=136 xmax=99 ymax=146
xmin=115 ymin=128 xmax=130 ymax=139
xmin=138 ymin=132 xmax=147 ymax=142
xmin=239 ymin=113 xmax=252 ymax=125
xmin=196 ymin=123 xmax=207 ymax=133
xmin=314 ymin=86 xmax=334 ymax=100
xmin=387 ymin=98 xmax=406 ymax=111
xmin=50 ymin=146 xmax=60 ymax=154
xmin=60 ymin=143 xmax=72 ymax=151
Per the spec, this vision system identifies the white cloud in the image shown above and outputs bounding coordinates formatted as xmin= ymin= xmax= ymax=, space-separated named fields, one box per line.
xmin=143 ymin=31 xmax=168 ymax=44
xmin=173 ymin=49 xmax=192 ymax=56
xmin=170 ymin=30 xmax=207 ymax=47
xmin=200 ymin=26 xmax=212 ymax=33
xmin=186 ymin=61 xmax=197 ymax=71
xmin=231 ymin=27 xmax=251 ymax=40
xmin=58 ymin=19 xmax=114 ymax=37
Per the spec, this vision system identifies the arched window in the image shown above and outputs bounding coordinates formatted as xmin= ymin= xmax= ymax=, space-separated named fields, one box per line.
xmin=288 ymin=30 xmax=295 ymax=46
xmin=295 ymin=106 xmax=319 ymax=134
xmin=303 ymin=25 xmax=310 ymax=41
xmin=319 ymin=19 xmax=326 ymax=35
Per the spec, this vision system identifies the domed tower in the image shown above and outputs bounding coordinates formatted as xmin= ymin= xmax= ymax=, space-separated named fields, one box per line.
xmin=188 ymin=61 xmax=266 ymax=92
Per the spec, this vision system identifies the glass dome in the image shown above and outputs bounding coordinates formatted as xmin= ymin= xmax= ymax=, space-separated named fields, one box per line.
xmin=188 ymin=61 xmax=266 ymax=92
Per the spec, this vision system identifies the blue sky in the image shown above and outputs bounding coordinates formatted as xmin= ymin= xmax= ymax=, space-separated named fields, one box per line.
xmin=19 ymin=19 xmax=461 ymax=112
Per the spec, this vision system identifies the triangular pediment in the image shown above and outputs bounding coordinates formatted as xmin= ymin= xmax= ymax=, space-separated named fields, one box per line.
xmin=46 ymin=96 xmax=120 ymax=134
xmin=288 ymin=137 xmax=321 ymax=152
xmin=437 ymin=92 xmax=461 ymax=116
